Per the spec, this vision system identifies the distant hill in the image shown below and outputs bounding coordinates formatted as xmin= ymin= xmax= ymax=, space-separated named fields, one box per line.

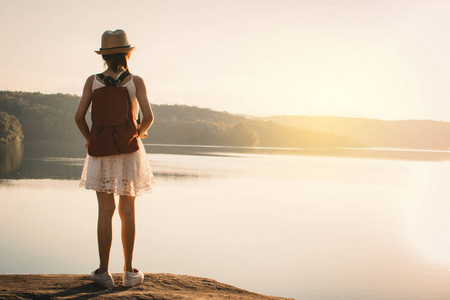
xmin=260 ymin=115 xmax=450 ymax=150
xmin=0 ymin=91 xmax=361 ymax=148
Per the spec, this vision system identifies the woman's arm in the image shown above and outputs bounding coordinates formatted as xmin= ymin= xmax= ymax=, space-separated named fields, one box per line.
xmin=134 ymin=75 xmax=154 ymax=139
xmin=74 ymin=75 xmax=94 ymax=144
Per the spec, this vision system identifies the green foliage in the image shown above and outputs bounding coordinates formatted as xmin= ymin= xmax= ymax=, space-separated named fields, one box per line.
xmin=0 ymin=91 xmax=362 ymax=148
xmin=0 ymin=111 xmax=24 ymax=143
xmin=0 ymin=91 xmax=81 ymax=143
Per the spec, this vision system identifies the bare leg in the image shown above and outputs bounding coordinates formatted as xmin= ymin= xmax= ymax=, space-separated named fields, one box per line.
xmin=118 ymin=195 xmax=136 ymax=272
xmin=96 ymin=192 xmax=116 ymax=274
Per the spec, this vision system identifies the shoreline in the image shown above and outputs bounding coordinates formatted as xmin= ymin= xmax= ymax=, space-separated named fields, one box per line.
xmin=146 ymin=144 xmax=450 ymax=162
xmin=0 ymin=273 xmax=293 ymax=300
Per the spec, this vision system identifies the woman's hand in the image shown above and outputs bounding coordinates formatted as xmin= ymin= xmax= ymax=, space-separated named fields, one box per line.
xmin=137 ymin=127 xmax=148 ymax=139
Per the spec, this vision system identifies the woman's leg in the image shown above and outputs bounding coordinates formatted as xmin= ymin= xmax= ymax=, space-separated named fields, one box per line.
xmin=118 ymin=195 xmax=136 ymax=272
xmin=96 ymin=192 xmax=116 ymax=273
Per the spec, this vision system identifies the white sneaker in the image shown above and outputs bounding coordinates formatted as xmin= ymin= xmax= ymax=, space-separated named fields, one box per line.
xmin=123 ymin=269 xmax=144 ymax=287
xmin=91 ymin=269 xmax=114 ymax=288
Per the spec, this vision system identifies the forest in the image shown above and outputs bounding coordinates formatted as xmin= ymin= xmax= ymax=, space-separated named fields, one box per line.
xmin=0 ymin=91 xmax=361 ymax=148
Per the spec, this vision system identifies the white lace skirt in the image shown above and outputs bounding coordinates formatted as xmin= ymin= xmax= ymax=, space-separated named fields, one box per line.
xmin=80 ymin=139 xmax=155 ymax=196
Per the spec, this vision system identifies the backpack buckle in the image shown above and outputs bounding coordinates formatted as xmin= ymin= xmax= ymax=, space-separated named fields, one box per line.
xmin=102 ymin=76 xmax=117 ymax=86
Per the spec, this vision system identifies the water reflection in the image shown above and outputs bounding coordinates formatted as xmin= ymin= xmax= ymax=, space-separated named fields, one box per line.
xmin=2 ymin=142 xmax=450 ymax=182
xmin=2 ymin=145 xmax=450 ymax=299
xmin=0 ymin=143 xmax=23 ymax=177
xmin=0 ymin=143 xmax=85 ymax=180
xmin=0 ymin=143 xmax=204 ymax=181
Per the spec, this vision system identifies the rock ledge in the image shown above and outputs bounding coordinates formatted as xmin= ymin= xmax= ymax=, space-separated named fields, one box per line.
xmin=0 ymin=273 xmax=294 ymax=299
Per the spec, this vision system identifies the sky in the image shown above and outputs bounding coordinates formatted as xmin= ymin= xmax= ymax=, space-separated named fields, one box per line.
xmin=1 ymin=0 xmax=450 ymax=121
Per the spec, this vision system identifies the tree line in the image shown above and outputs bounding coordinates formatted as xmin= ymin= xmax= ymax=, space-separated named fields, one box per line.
xmin=0 ymin=91 xmax=362 ymax=148
xmin=263 ymin=115 xmax=450 ymax=150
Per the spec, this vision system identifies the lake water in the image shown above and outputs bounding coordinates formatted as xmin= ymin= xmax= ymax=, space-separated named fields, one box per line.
xmin=1 ymin=143 xmax=450 ymax=300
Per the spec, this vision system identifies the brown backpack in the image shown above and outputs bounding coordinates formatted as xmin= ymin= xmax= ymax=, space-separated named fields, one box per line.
xmin=88 ymin=72 xmax=139 ymax=157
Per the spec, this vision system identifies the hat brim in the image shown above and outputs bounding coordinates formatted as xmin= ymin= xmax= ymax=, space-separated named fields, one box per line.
xmin=95 ymin=46 xmax=136 ymax=55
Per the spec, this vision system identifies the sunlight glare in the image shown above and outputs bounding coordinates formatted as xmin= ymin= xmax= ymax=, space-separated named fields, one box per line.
xmin=403 ymin=162 xmax=450 ymax=263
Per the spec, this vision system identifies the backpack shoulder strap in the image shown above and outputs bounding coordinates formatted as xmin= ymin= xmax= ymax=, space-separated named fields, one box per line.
xmin=96 ymin=72 xmax=130 ymax=86
xmin=115 ymin=71 xmax=131 ymax=85
xmin=97 ymin=73 xmax=106 ymax=81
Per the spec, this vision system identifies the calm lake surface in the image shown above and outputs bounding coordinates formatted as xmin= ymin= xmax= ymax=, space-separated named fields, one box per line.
xmin=1 ymin=143 xmax=450 ymax=300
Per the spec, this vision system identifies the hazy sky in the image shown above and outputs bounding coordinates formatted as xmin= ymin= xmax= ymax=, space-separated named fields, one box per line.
xmin=1 ymin=0 xmax=450 ymax=121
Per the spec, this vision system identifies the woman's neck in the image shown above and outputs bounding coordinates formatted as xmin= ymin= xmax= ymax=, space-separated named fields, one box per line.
xmin=104 ymin=68 xmax=126 ymax=76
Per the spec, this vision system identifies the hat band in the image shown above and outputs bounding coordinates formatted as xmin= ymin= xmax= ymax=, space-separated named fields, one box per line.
xmin=99 ymin=45 xmax=131 ymax=51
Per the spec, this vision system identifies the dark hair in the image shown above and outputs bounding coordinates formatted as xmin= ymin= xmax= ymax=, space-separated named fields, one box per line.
xmin=102 ymin=53 xmax=130 ymax=73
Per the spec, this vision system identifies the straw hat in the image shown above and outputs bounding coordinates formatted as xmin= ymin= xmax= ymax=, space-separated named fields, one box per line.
xmin=95 ymin=29 xmax=136 ymax=55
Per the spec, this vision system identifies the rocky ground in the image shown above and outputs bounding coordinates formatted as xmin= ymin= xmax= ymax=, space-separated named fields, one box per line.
xmin=0 ymin=273 xmax=294 ymax=299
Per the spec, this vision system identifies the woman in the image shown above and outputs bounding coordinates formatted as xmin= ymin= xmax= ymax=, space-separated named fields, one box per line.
xmin=75 ymin=29 xmax=154 ymax=288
